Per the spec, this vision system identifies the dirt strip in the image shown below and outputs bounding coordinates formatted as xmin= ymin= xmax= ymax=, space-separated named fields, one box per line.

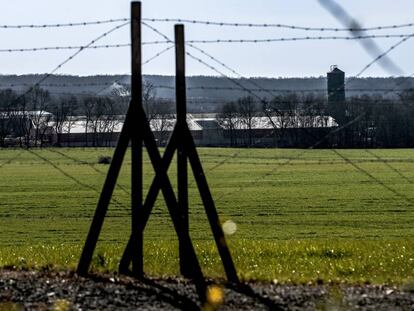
xmin=0 ymin=270 xmax=413 ymax=310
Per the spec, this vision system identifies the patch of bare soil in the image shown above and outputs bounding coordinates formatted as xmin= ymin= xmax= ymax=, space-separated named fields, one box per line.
xmin=0 ymin=270 xmax=413 ymax=310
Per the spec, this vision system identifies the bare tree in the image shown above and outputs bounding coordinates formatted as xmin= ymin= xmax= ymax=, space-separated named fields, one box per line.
xmin=81 ymin=96 xmax=121 ymax=147
xmin=263 ymin=94 xmax=299 ymax=146
xmin=0 ymin=89 xmax=19 ymax=147
xmin=50 ymin=96 xmax=78 ymax=146
xmin=92 ymin=97 xmax=120 ymax=147
xmin=142 ymin=81 xmax=157 ymax=119
xmin=217 ymin=101 xmax=240 ymax=146
xmin=82 ymin=97 xmax=96 ymax=146
xmin=237 ymin=96 xmax=258 ymax=146
xmin=25 ymin=86 xmax=51 ymax=146
xmin=116 ymin=82 xmax=175 ymax=146
xmin=149 ymin=100 xmax=175 ymax=146
xmin=15 ymin=96 xmax=32 ymax=147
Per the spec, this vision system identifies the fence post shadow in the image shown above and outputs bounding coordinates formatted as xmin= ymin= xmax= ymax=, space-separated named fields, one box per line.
xmin=227 ymin=282 xmax=284 ymax=311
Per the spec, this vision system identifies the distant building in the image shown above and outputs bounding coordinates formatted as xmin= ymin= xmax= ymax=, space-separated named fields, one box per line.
xmin=59 ymin=114 xmax=338 ymax=148
xmin=55 ymin=115 xmax=203 ymax=147
xmin=215 ymin=115 xmax=337 ymax=147
xmin=0 ymin=109 xmax=339 ymax=147
xmin=327 ymin=65 xmax=346 ymax=125
xmin=327 ymin=65 xmax=345 ymax=103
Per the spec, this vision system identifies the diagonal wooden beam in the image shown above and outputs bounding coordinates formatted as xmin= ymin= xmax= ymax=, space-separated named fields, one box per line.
xmin=184 ymin=127 xmax=240 ymax=284
xmin=77 ymin=108 xmax=132 ymax=276
xmin=119 ymin=127 xmax=178 ymax=272
xmin=78 ymin=8 xmax=237 ymax=303
xmin=143 ymin=110 xmax=208 ymax=301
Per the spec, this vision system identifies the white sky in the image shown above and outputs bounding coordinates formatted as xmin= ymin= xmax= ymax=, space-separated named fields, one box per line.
xmin=0 ymin=0 xmax=413 ymax=78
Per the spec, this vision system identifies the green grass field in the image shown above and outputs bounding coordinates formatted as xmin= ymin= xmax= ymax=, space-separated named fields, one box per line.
xmin=0 ymin=148 xmax=413 ymax=284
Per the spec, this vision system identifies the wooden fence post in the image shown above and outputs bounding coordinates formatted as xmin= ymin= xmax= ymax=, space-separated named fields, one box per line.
xmin=129 ymin=0 xmax=144 ymax=277
xmin=175 ymin=24 xmax=192 ymax=277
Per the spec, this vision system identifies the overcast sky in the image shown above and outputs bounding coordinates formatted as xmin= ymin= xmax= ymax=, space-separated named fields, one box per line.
xmin=1 ymin=0 xmax=413 ymax=78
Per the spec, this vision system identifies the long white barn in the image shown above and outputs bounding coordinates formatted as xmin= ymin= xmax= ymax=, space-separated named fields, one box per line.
xmin=53 ymin=114 xmax=337 ymax=147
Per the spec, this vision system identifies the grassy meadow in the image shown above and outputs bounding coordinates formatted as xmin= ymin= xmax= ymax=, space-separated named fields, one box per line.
xmin=0 ymin=147 xmax=413 ymax=284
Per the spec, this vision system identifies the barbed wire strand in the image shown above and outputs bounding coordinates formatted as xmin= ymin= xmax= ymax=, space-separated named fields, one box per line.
xmin=0 ymin=23 xmax=133 ymax=208
xmin=343 ymin=24 xmax=414 ymax=186
xmin=26 ymin=148 xmax=130 ymax=211
xmin=188 ymin=35 xmax=412 ymax=106
xmin=355 ymin=33 xmax=414 ymax=77
xmin=327 ymin=31 xmax=414 ymax=198
xmin=209 ymin=105 xmax=414 ymax=206
xmin=4 ymin=34 xmax=414 ymax=53
xmin=35 ymin=22 xmax=129 ymax=85
xmin=143 ymin=18 xmax=414 ymax=32
xmin=143 ymin=23 xmax=295 ymax=132
xmin=0 ymin=82 xmax=115 ymax=88
xmin=0 ymin=22 xmax=131 ymax=171
xmin=0 ymin=44 xmax=130 ymax=53
xmin=0 ymin=41 xmax=178 ymax=54
xmin=140 ymin=23 xmax=304 ymax=187
xmin=317 ymin=0 xmax=403 ymax=75
xmin=143 ymin=25 xmax=349 ymax=194
xmin=183 ymin=38 xmax=413 ymax=204
xmin=211 ymin=113 xmax=364 ymax=204
xmin=0 ymin=149 xmax=24 ymax=169
xmin=363 ymin=149 xmax=413 ymax=184
xmin=186 ymin=34 xmax=414 ymax=44
xmin=194 ymin=156 xmax=414 ymax=167
xmin=2 ymin=17 xmax=414 ymax=32
xmin=9 ymin=22 xmax=129 ymax=108
xmin=0 ymin=18 xmax=129 ymax=29
xmin=326 ymin=31 xmax=414 ymax=99
xmin=3 ymin=82 xmax=414 ymax=95
xmin=331 ymin=149 xmax=413 ymax=203
xmin=188 ymin=43 xmax=352 ymax=112
xmin=136 ymin=23 xmax=414 ymax=197
xmin=0 ymin=45 xmax=175 ymax=205
xmin=41 ymin=45 xmax=177 ymax=200
xmin=46 ymin=148 xmax=132 ymax=195
xmin=3 ymin=22 xmax=411 ymax=206
xmin=187 ymin=43 xmax=270 ymax=91
xmin=93 ymin=44 xmax=174 ymax=96
xmin=88 ymin=23 xmax=176 ymax=97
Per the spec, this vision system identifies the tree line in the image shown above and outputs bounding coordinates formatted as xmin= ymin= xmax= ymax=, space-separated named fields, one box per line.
xmin=0 ymin=83 xmax=175 ymax=147
xmin=218 ymin=91 xmax=414 ymax=148
xmin=0 ymin=84 xmax=413 ymax=148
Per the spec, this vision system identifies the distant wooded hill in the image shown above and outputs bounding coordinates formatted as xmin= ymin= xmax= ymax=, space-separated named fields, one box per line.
xmin=1 ymin=74 xmax=413 ymax=103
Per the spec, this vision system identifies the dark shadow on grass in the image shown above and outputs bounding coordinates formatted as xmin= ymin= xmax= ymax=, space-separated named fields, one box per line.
xmin=82 ymin=273 xmax=200 ymax=310
xmin=84 ymin=273 xmax=286 ymax=310
xmin=227 ymin=282 xmax=285 ymax=311
xmin=140 ymin=277 xmax=200 ymax=311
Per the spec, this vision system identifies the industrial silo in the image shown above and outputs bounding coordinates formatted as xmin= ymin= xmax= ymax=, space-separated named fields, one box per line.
xmin=327 ymin=65 xmax=345 ymax=104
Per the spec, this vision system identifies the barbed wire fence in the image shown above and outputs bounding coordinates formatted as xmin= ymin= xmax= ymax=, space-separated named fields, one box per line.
xmin=134 ymin=22 xmax=414 ymax=206
xmin=0 ymin=32 xmax=179 ymax=210
xmin=317 ymin=0 xmax=414 ymax=199
xmin=0 ymin=10 xmax=413 ymax=231
xmin=80 ymin=21 xmax=405 ymax=211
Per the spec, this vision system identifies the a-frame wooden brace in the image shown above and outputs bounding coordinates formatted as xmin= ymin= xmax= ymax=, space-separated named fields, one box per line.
xmin=77 ymin=2 xmax=239 ymax=302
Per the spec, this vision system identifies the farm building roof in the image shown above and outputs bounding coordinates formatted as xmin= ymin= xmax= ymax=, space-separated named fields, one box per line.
xmin=219 ymin=116 xmax=337 ymax=130
xmin=0 ymin=110 xmax=53 ymax=118
xmin=54 ymin=115 xmax=203 ymax=134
